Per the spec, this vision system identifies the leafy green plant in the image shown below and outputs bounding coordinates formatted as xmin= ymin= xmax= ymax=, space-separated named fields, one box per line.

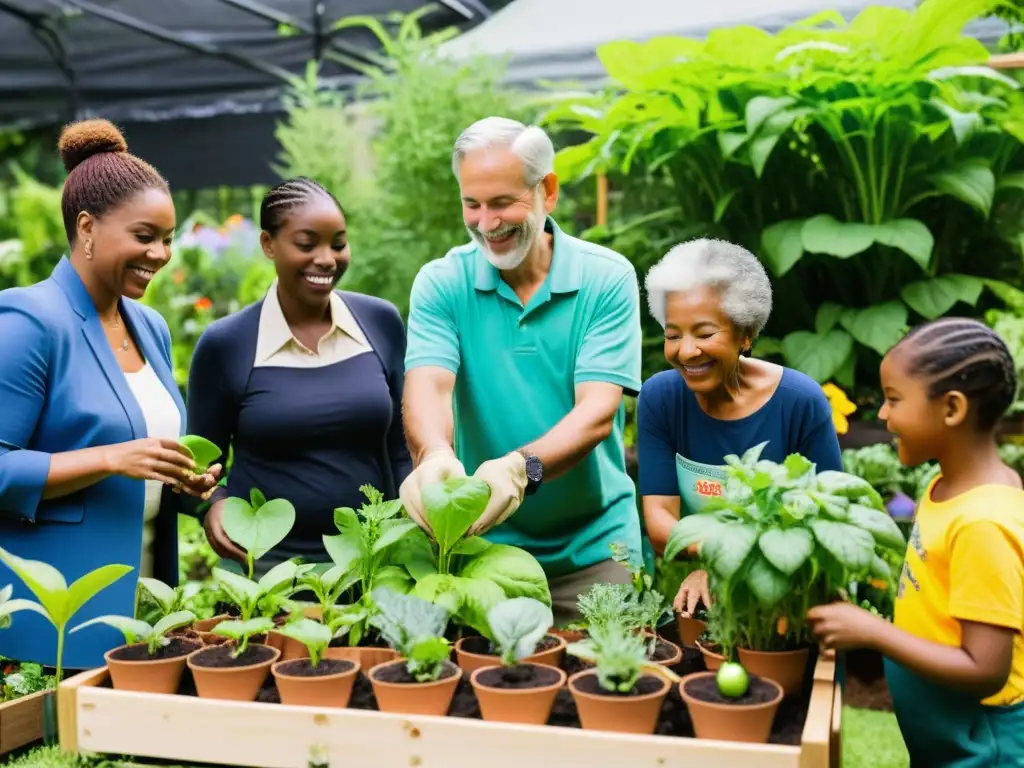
xmin=136 ymin=577 xmax=203 ymax=624
xmin=664 ymin=443 xmax=906 ymax=656
xmin=0 ymin=547 xmax=133 ymax=682
xmin=567 ymin=621 xmax=678 ymax=693
xmin=212 ymin=560 xmax=312 ymax=621
xmin=297 ymin=565 xmax=359 ymax=628
xmin=70 ymin=611 xmax=196 ymax=656
xmin=542 ymin=0 xmax=1024 ymax=392
xmin=179 ymin=435 xmax=222 ymax=474
xmin=277 ymin=617 xmax=335 ymax=668
xmin=486 ymin=597 xmax=553 ymax=667
xmin=369 ymin=587 xmax=452 ymax=683
xmin=1 ymin=658 xmax=54 ymax=702
xmin=221 ymin=488 xmax=297 ymax=578
xmin=572 ymin=582 xmax=635 ymax=633
xmin=210 ymin=617 xmax=275 ymax=658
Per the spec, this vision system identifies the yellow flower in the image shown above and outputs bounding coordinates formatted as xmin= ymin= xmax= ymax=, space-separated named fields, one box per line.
xmin=822 ymin=382 xmax=857 ymax=435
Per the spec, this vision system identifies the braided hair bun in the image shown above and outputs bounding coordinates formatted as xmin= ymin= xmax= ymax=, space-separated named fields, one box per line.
xmin=58 ymin=119 xmax=128 ymax=173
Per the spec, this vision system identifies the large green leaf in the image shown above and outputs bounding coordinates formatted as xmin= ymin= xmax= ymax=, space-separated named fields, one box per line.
xmin=178 ymin=435 xmax=222 ymax=473
xmin=663 ymin=514 xmax=725 ymax=561
xmin=930 ymin=100 xmax=984 ymax=144
xmin=781 ymin=329 xmax=854 ymax=383
xmin=62 ymin=565 xmax=135 ymax=625
xmin=71 ymin=615 xmax=152 ymax=645
xmin=706 ymin=522 xmax=758 ymax=580
xmin=758 ymin=528 xmax=814 ymax=575
xmin=761 ymin=219 xmax=805 ymax=277
xmin=456 ymin=544 xmax=551 ymax=606
xmin=422 ymin=477 xmax=491 ymax=553
xmin=809 ymin=520 xmax=875 ymax=571
xmin=839 ymin=301 xmax=908 ymax=356
xmin=846 ymin=504 xmax=907 ymax=551
xmin=871 ymin=220 xmax=934 ymax=270
xmin=801 ymin=215 xmax=933 ymax=268
xmin=373 ymin=518 xmax=419 ymax=555
xmin=389 ymin=527 xmax=437 ymax=581
xmin=221 ymin=496 xmax=296 ymax=562
xmin=0 ymin=546 xmax=67 ymax=622
xmin=745 ymin=552 xmax=792 ymax=609
xmin=900 ymin=274 xmax=984 ymax=319
xmin=815 ymin=302 xmax=844 ymax=334
xmin=929 ymin=163 xmax=995 ymax=218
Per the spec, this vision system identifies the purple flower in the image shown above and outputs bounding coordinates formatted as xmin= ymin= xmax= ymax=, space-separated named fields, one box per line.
xmin=886 ymin=491 xmax=916 ymax=521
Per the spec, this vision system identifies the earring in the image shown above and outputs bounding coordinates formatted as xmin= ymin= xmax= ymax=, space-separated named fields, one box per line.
xmin=84 ymin=239 xmax=93 ymax=260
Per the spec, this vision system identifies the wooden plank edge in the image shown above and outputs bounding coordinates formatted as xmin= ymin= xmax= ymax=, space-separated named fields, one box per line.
xmin=989 ymin=52 xmax=1024 ymax=71
xmin=71 ymin=679 xmax=806 ymax=768
xmin=798 ymin=654 xmax=837 ymax=768
xmin=0 ymin=689 xmax=49 ymax=756
xmin=829 ymin=681 xmax=843 ymax=768
xmin=58 ymin=667 xmax=109 ymax=755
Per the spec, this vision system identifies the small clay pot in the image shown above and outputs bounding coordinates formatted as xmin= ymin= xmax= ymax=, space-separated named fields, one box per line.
xmin=644 ymin=634 xmax=682 ymax=667
xmin=737 ymin=647 xmax=809 ymax=696
xmin=676 ymin=616 xmax=707 ymax=647
xmin=546 ymin=627 xmax=588 ymax=644
xmin=567 ymin=669 xmax=670 ymax=734
xmin=187 ymin=642 xmax=280 ymax=701
xmin=324 ymin=645 xmax=399 ymax=670
xmin=268 ymin=631 xmax=308 ymax=662
xmin=679 ymin=671 xmax=783 ymax=743
xmin=696 ymin=640 xmax=725 ymax=671
xmin=368 ymin=659 xmax=462 ymax=716
xmin=470 ymin=663 xmax=566 ymax=724
xmin=105 ymin=638 xmax=201 ymax=694
xmin=454 ymin=634 xmax=566 ymax=674
xmin=198 ymin=631 xmax=230 ymax=646
xmin=193 ymin=614 xmax=230 ymax=632
xmin=272 ymin=657 xmax=360 ymax=708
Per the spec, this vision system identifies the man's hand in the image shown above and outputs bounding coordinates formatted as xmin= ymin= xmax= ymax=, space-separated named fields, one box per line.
xmin=807 ymin=602 xmax=889 ymax=651
xmin=467 ymin=451 xmax=527 ymax=536
xmin=399 ymin=448 xmax=467 ymax=534
xmin=673 ymin=568 xmax=711 ymax=617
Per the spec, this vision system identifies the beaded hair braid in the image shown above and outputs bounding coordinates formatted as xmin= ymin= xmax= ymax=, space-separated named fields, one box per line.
xmin=59 ymin=119 xmax=168 ymax=247
xmin=894 ymin=317 xmax=1018 ymax=431
xmin=259 ymin=176 xmax=344 ymax=237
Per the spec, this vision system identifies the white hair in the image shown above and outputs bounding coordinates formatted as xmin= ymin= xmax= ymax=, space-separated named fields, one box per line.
xmin=451 ymin=116 xmax=555 ymax=186
xmin=645 ymin=238 xmax=773 ymax=338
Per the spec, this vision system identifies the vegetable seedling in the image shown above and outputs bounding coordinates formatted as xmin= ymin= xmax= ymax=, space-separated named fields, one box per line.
xmin=221 ymin=488 xmax=297 ymax=578
xmin=179 ymin=435 xmax=222 ymax=474
xmin=421 ymin=476 xmax=491 ymax=575
xmin=0 ymin=547 xmax=133 ymax=683
xmin=212 ymin=560 xmax=313 ymax=621
xmin=210 ymin=617 xmax=275 ymax=658
xmin=277 ymin=618 xmax=334 ymax=668
xmin=567 ymin=622 xmax=680 ymax=694
xmin=298 ymin=565 xmax=359 ymax=627
xmin=136 ymin=577 xmax=202 ymax=622
xmin=487 ymin=597 xmax=552 ymax=667
xmin=716 ymin=661 xmax=750 ymax=698
xmin=70 ymin=611 xmax=196 ymax=656
xmin=369 ymin=587 xmax=452 ymax=682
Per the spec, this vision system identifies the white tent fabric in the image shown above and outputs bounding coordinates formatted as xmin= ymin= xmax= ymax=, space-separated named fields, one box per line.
xmin=440 ymin=0 xmax=1011 ymax=89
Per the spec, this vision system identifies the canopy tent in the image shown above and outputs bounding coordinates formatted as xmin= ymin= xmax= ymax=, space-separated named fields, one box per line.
xmin=439 ymin=0 xmax=1013 ymax=89
xmin=0 ymin=0 xmax=510 ymax=187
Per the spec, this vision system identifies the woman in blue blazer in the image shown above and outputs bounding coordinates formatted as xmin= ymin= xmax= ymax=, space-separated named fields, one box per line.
xmin=0 ymin=120 xmax=218 ymax=671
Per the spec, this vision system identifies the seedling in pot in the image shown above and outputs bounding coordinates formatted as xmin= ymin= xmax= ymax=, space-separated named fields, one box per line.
xmin=71 ymin=610 xmax=197 ymax=657
xmin=272 ymin=617 xmax=361 ymax=708
xmin=210 ymin=617 xmax=276 ymax=658
xmin=221 ymin=488 xmax=296 ymax=579
xmin=212 ymin=560 xmax=313 ymax=621
xmin=297 ymin=565 xmax=359 ymax=627
xmin=0 ymin=546 xmax=133 ymax=683
xmin=369 ymin=587 xmax=451 ymax=683
xmin=567 ymin=622 xmax=679 ymax=695
xmin=276 ymin=618 xmax=334 ymax=669
xmin=178 ymin=435 xmax=222 ymax=474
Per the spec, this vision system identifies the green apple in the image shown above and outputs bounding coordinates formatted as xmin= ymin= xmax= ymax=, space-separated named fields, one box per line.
xmin=716 ymin=661 xmax=750 ymax=698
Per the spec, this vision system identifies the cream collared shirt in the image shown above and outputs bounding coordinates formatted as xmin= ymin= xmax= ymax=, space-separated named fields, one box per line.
xmin=254 ymin=280 xmax=372 ymax=369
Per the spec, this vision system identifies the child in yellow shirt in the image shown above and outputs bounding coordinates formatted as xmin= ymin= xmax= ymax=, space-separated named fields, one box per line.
xmin=808 ymin=317 xmax=1024 ymax=767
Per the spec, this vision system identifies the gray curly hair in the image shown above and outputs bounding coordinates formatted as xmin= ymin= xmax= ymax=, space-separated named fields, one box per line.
xmin=644 ymin=239 xmax=773 ymax=339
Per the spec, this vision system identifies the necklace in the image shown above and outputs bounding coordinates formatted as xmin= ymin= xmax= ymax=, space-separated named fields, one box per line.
xmin=104 ymin=314 xmax=130 ymax=353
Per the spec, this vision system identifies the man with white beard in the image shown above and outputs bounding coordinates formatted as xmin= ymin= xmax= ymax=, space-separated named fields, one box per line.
xmin=399 ymin=116 xmax=643 ymax=624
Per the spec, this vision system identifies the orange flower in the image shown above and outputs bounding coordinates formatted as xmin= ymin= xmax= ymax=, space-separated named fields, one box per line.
xmin=194 ymin=297 xmax=212 ymax=311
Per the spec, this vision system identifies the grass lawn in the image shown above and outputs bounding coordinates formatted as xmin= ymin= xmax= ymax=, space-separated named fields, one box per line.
xmin=8 ymin=706 xmax=909 ymax=768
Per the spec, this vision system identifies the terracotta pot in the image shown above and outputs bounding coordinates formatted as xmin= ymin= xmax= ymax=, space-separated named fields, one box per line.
xmin=104 ymin=639 xmax=201 ymax=694
xmin=261 ymin=632 xmax=284 ymax=652
xmin=737 ymin=647 xmax=809 ymax=696
xmin=193 ymin=614 xmax=230 ymax=632
xmin=368 ymin=659 xmax=462 ymax=716
xmin=271 ymin=657 xmax=360 ymax=708
xmin=567 ymin=669 xmax=670 ymax=734
xmin=198 ymin=631 xmax=230 ymax=646
xmin=546 ymin=627 xmax=587 ymax=644
xmin=469 ymin=663 xmax=566 ymax=725
xmin=324 ymin=645 xmax=399 ymax=670
xmin=644 ymin=634 xmax=682 ymax=667
xmin=187 ymin=643 xmax=280 ymax=701
xmin=268 ymin=632 xmax=307 ymax=661
xmin=454 ymin=634 xmax=567 ymax=674
xmin=696 ymin=641 xmax=725 ymax=671
xmin=679 ymin=671 xmax=783 ymax=743
xmin=676 ymin=616 xmax=707 ymax=647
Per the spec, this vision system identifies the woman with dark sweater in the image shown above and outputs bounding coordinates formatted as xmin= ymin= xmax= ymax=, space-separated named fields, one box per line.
xmin=186 ymin=177 xmax=412 ymax=575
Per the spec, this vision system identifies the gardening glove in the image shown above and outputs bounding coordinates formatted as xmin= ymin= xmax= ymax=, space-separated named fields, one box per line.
xmin=466 ymin=451 xmax=528 ymax=537
xmin=399 ymin=448 xmax=467 ymax=535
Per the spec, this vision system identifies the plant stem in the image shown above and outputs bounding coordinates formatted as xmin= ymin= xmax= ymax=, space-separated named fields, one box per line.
xmin=56 ymin=629 xmax=64 ymax=685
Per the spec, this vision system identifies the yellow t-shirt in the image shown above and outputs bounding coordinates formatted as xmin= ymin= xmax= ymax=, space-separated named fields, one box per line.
xmin=894 ymin=476 xmax=1024 ymax=706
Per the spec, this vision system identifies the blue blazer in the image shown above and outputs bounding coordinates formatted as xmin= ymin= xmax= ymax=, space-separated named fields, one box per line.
xmin=0 ymin=257 xmax=185 ymax=670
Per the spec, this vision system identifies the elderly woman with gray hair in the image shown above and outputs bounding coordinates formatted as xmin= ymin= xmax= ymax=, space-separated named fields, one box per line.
xmin=636 ymin=238 xmax=842 ymax=616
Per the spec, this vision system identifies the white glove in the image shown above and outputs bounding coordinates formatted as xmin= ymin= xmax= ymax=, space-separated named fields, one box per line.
xmin=399 ymin=448 xmax=466 ymax=534
xmin=466 ymin=451 xmax=528 ymax=537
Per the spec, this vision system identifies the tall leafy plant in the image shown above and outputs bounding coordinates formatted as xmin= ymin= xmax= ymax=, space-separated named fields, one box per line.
xmin=541 ymin=0 xmax=1024 ymax=391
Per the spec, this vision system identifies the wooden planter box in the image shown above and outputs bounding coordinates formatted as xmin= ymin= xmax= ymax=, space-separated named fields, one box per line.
xmin=57 ymin=654 xmax=840 ymax=767
xmin=0 ymin=689 xmax=50 ymax=755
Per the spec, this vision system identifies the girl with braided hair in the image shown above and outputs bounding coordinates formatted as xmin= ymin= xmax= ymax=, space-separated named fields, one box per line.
xmin=808 ymin=317 xmax=1024 ymax=766
xmin=0 ymin=119 xmax=219 ymax=671
xmin=185 ymin=177 xmax=411 ymax=578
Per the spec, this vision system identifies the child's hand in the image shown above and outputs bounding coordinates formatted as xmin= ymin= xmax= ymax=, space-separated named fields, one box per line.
xmin=806 ymin=602 xmax=887 ymax=651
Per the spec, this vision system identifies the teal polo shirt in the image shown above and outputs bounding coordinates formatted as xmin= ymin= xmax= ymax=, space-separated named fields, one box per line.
xmin=405 ymin=216 xmax=642 ymax=579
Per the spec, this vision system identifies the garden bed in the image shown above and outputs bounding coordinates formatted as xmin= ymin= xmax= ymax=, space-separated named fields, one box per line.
xmin=0 ymin=690 xmax=49 ymax=756
xmin=58 ymin=645 xmax=839 ymax=767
